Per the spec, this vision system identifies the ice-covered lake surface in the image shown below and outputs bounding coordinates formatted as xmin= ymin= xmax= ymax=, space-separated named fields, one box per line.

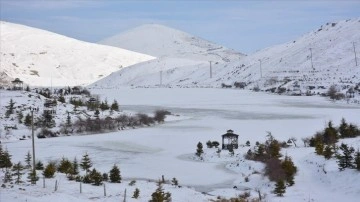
xmin=4 ymin=88 xmax=360 ymax=200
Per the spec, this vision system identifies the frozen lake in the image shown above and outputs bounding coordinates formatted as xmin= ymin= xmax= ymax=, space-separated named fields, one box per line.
xmin=5 ymin=88 xmax=360 ymax=192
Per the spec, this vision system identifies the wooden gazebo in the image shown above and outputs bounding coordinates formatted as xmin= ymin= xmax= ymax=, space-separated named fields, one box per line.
xmin=11 ymin=78 xmax=23 ymax=90
xmin=222 ymin=129 xmax=239 ymax=150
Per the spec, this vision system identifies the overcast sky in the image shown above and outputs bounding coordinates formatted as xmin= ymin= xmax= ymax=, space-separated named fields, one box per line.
xmin=1 ymin=0 xmax=359 ymax=54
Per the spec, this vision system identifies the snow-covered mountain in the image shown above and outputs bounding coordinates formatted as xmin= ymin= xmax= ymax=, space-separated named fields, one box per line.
xmin=99 ymin=24 xmax=245 ymax=62
xmin=91 ymin=18 xmax=360 ymax=93
xmin=0 ymin=21 xmax=155 ymax=87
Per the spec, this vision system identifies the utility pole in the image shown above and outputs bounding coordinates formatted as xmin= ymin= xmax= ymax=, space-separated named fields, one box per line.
xmin=31 ymin=110 xmax=36 ymax=184
xmin=353 ymin=42 xmax=358 ymax=66
xmin=209 ymin=61 xmax=212 ymax=78
xmin=309 ymin=48 xmax=314 ymax=69
xmin=258 ymin=59 xmax=262 ymax=78
xmin=160 ymin=70 xmax=163 ymax=87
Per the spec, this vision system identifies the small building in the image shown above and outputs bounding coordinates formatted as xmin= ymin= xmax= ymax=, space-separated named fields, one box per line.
xmin=222 ymin=129 xmax=239 ymax=150
xmin=43 ymin=99 xmax=56 ymax=114
xmin=71 ymin=86 xmax=81 ymax=95
xmin=346 ymin=88 xmax=355 ymax=98
xmin=11 ymin=78 xmax=24 ymax=90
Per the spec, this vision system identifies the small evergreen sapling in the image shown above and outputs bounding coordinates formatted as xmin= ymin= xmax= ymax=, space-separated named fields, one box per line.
xmin=132 ymin=188 xmax=140 ymax=199
xmin=12 ymin=161 xmax=24 ymax=184
xmin=337 ymin=143 xmax=354 ymax=171
xmin=195 ymin=142 xmax=203 ymax=157
xmin=24 ymin=151 xmax=32 ymax=169
xmin=36 ymin=160 xmax=44 ymax=170
xmin=150 ymin=180 xmax=171 ymax=202
xmin=80 ymin=153 xmax=92 ymax=174
xmin=274 ymin=180 xmax=286 ymax=196
xmin=90 ymin=168 xmax=103 ymax=186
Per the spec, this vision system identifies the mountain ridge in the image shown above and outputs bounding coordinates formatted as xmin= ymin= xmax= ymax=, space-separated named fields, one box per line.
xmin=91 ymin=18 xmax=360 ymax=96
xmin=0 ymin=21 xmax=155 ymax=87
xmin=99 ymin=23 xmax=245 ymax=62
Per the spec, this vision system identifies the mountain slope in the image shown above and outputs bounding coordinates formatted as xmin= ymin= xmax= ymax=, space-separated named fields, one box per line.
xmin=99 ymin=24 xmax=245 ymax=62
xmin=92 ymin=18 xmax=360 ymax=93
xmin=0 ymin=21 xmax=155 ymax=87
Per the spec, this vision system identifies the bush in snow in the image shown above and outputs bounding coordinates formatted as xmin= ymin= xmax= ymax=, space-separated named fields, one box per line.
xmin=43 ymin=162 xmax=56 ymax=178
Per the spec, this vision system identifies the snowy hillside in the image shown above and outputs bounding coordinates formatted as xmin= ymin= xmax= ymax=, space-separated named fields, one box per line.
xmin=223 ymin=18 xmax=360 ymax=91
xmin=99 ymin=24 xmax=245 ymax=62
xmin=0 ymin=21 xmax=155 ymax=87
xmin=92 ymin=18 xmax=360 ymax=94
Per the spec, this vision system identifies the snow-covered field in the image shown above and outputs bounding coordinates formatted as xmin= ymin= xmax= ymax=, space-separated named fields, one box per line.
xmin=1 ymin=88 xmax=360 ymax=201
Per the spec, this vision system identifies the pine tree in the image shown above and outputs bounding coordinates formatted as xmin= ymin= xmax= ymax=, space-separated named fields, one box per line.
xmin=94 ymin=110 xmax=100 ymax=118
xmin=323 ymin=145 xmax=334 ymax=159
xmin=245 ymin=140 xmax=251 ymax=147
xmin=58 ymin=96 xmax=65 ymax=103
xmin=27 ymin=170 xmax=39 ymax=183
xmin=102 ymin=173 xmax=109 ymax=181
xmin=25 ymin=85 xmax=30 ymax=92
xmin=132 ymin=188 xmax=140 ymax=199
xmin=58 ymin=157 xmax=73 ymax=175
xmin=171 ymin=177 xmax=178 ymax=187
xmin=337 ymin=143 xmax=355 ymax=171
xmin=206 ymin=140 xmax=213 ymax=148
xmin=281 ymin=156 xmax=297 ymax=186
xmin=5 ymin=99 xmax=16 ymax=118
xmin=43 ymin=162 xmax=56 ymax=178
xmin=66 ymin=112 xmax=71 ymax=127
xmin=90 ymin=168 xmax=103 ymax=186
xmin=150 ymin=180 xmax=172 ymax=202
xmin=3 ymin=169 xmax=12 ymax=183
xmin=268 ymin=140 xmax=282 ymax=158
xmin=24 ymin=151 xmax=32 ymax=169
xmin=72 ymin=157 xmax=79 ymax=175
xmin=195 ymin=142 xmax=203 ymax=157
xmin=0 ymin=148 xmax=13 ymax=169
xmin=354 ymin=150 xmax=360 ymax=171
xmin=43 ymin=110 xmax=54 ymax=128
xmin=111 ymin=100 xmax=119 ymax=111
xmin=36 ymin=160 xmax=44 ymax=170
xmin=24 ymin=113 xmax=32 ymax=127
xmin=274 ymin=180 xmax=286 ymax=196
xmin=315 ymin=143 xmax=324 ymax=155
xmin=17 ymin=111 xmax=24 ymax=124
xmin=323 ymin=121 xmax=338 ymax=145
xmin=80 ymin=153 xmax=92 ymax=174
xmin=339 ymin=118 xmax=349 ymax=138
xmin=12 ymin=161 xmax=24 ymax=184
xmin=109 ymin=164 xmax=121 ymax=183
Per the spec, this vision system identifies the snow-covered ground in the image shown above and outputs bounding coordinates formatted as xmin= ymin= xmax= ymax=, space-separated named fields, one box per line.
xmin=1 ymin=88 xmax=360 ymax=201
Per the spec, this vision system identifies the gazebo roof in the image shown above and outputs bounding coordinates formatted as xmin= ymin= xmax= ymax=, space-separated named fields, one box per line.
xmin=11 ymin=78 xmax=23 ymax=83
xmin=222 ymin=129 xmax=239 ymax=137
